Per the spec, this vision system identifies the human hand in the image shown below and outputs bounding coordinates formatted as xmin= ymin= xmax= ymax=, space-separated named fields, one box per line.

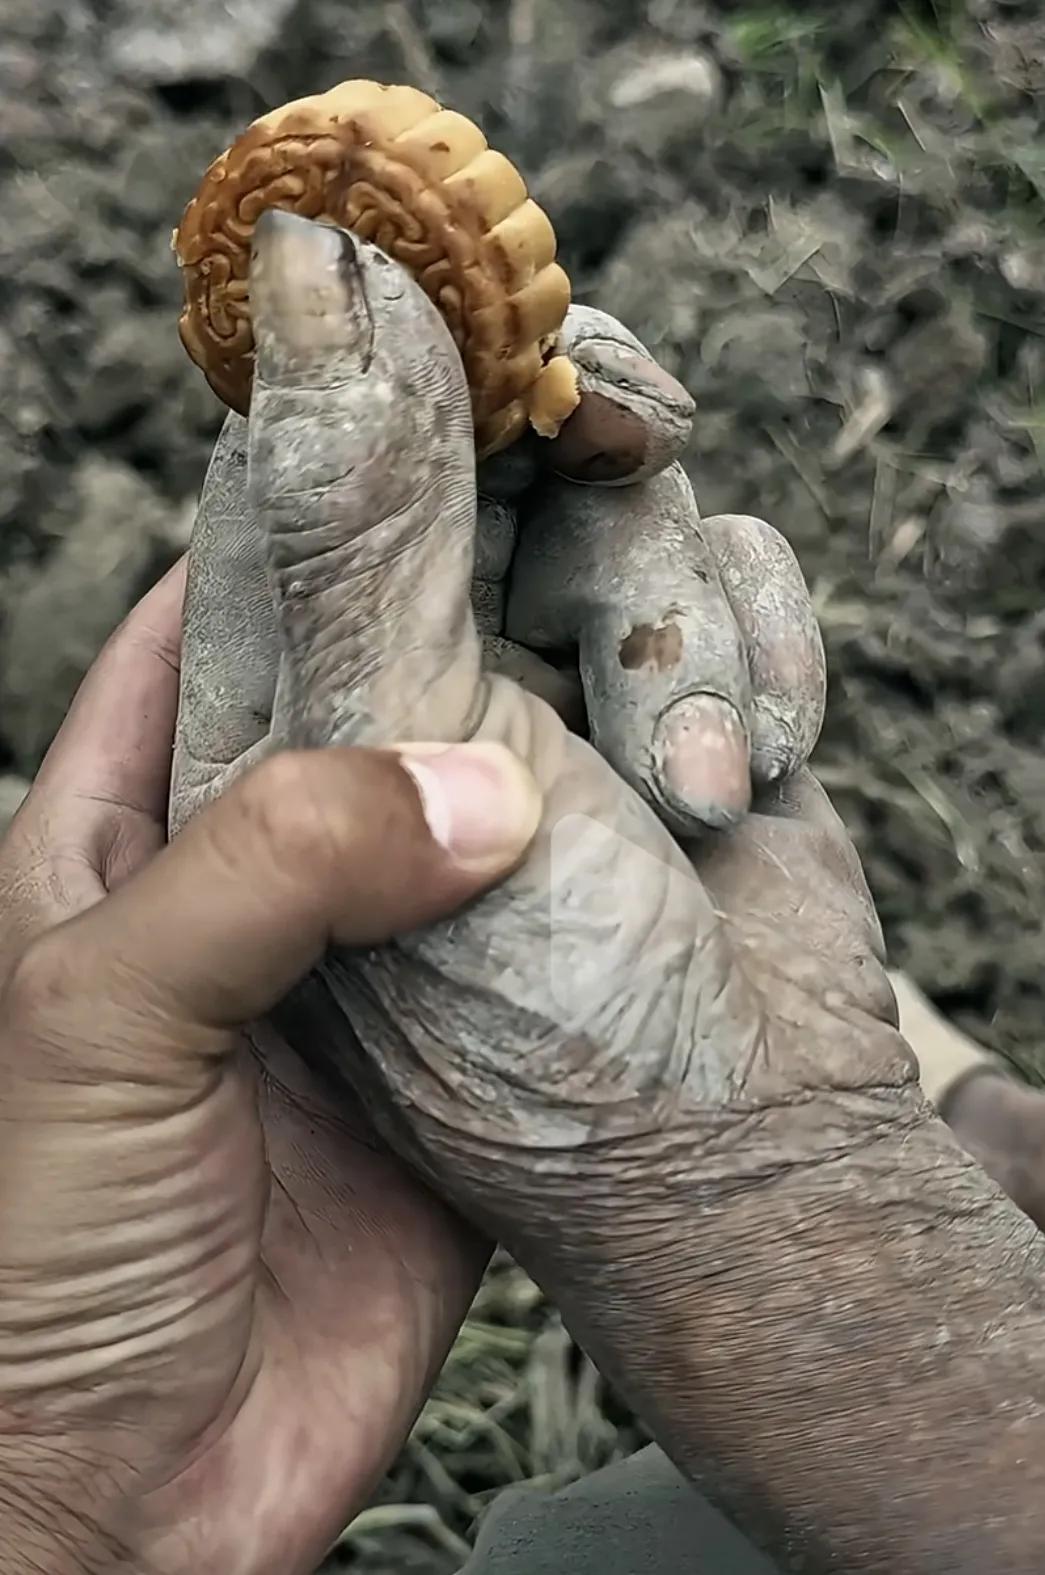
xmin=173 ymin=209 xmax=1045 ymax=1575
xmin=170 ymin=284 xmax=822 ymax=842
xmin=0 ymin=193 xmax=818 ymax=1574
xmin=0 ymin=567 xmax=548 ymax=1573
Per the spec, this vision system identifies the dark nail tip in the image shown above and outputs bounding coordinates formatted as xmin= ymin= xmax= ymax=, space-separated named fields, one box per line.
xmin=252 ymin=208 xmax=357 ymax=264
xmin=255 ymin=206 xmax=302 ymax=233
xmin=253 ymin=206 xmax=317 ymax=250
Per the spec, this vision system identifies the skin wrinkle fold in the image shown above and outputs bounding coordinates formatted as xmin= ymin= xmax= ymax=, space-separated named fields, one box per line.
xmin=0 ymin=1466 xmax=135 ymax=1575
xmin=0 ymin=1241 xmax=240 ymax=1347
xmin=172 ymin=289 xmax=812 ymax=829
xmin=270 ymin=506 xmax=441 ymax=580
xmin=5 ymin=559 xmax=520 ymax=1568
xmin=281 ymin=581 xmax=435 ymax=659
xmin=263 ymin=426 xmax=440 ymax=525
xmin=156 ymin=214 xmax=1045 ymax=1572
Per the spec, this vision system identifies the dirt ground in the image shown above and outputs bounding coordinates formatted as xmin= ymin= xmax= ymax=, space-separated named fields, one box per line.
xmin=1 ymin=0 xmax=1043 ymax=1567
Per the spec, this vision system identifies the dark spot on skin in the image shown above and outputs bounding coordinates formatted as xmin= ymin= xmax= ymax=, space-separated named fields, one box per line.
xmin=619 ymin=621 xmax=684 ymax=672
xmin=431 ymin=140 xmax=451 ymax=153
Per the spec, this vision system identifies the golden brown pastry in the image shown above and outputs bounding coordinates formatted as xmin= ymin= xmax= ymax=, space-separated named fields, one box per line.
xmin=172 ymin=79 xmax=579 ymax=456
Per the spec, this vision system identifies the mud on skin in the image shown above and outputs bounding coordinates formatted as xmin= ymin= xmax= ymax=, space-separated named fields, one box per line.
xmin=4 ymin=7 xmax=1045 ymax=1568
xmin=3 ymin=0 xmax=1044 ymax=1084
xmin=167 ymin=212 xmax=1045 ymax=1575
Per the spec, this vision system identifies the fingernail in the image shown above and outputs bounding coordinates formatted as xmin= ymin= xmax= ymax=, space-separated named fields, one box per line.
xmin=652 ymin=693 xmax=751 ymax=829
xmin=395 ymin=742 xmax=543 ymax=870
xmin=750 ymin=696 xmax=799 ymax=785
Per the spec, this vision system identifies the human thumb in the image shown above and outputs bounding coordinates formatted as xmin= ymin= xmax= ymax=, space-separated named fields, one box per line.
xmin=11 ymin=743 xmax=541 ymax=1061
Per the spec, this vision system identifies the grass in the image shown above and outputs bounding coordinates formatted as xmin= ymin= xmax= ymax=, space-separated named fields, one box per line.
xmin=324 ymin=1258 xmax=644 ymax=1570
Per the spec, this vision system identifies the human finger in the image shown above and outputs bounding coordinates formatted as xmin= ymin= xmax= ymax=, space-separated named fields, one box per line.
xmin=506 ymin=464 xmax=753 ymax=833
xmin=699 ymin=513 xmax=826 ymax=784
xmin=474 ymin=307 xmax=695 ymax=499
xmin=544 ymin=305 xmax=695 ymax=485
xmin=937 ymin=1070 xmax=1045 ymax=1233
xmin=33 ymin=556 xmax=187 ymax=824
xmin=239 ymin=207 xmax=748 ymax=1150
xmin=248 ymin=210 xmax=482 ymax=751
xmin=4 ymin=558 xmax=189 ymax=913
xmin=169 ymin=411 xmax=282 ymax=835
xmin=482 ymin=636 xmax=586 ymax=731
xmin=13 ymin=743 xmax=541 ymax=1062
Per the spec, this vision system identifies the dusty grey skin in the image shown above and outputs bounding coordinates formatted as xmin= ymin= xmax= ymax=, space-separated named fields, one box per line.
xmin=506 ymin=477 xmax=823 ymax=829
xmin=545 ymin=305 xmax=698 ymax=485
xmin=171 ymin=239 xmax=823 ymax=838
xmin=171 ymin=212 xmax=1045 ymax=1575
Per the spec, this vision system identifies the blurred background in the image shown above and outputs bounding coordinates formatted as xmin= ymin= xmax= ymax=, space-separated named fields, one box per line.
xmin=1 ymin=0 xmax=1043 ymax=1566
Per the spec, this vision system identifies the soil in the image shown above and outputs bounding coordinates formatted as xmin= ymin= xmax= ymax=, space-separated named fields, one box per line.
xmin=1 ymin=1 xmax=1044 ymax=1567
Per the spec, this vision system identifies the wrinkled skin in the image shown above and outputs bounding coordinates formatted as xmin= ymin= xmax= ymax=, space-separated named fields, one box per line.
xmin=1 ymin=201 xmax=824 ymax=1575
xmin=0 ymin=568 xmax=509 ymax=1574
xmin=170 ymin=234 xmax=824 ymax=841
xmin=168 ymin=212 xmax=1045 ymax=1574
xmin=0 ymin=211 xmax=829 ymax=1575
